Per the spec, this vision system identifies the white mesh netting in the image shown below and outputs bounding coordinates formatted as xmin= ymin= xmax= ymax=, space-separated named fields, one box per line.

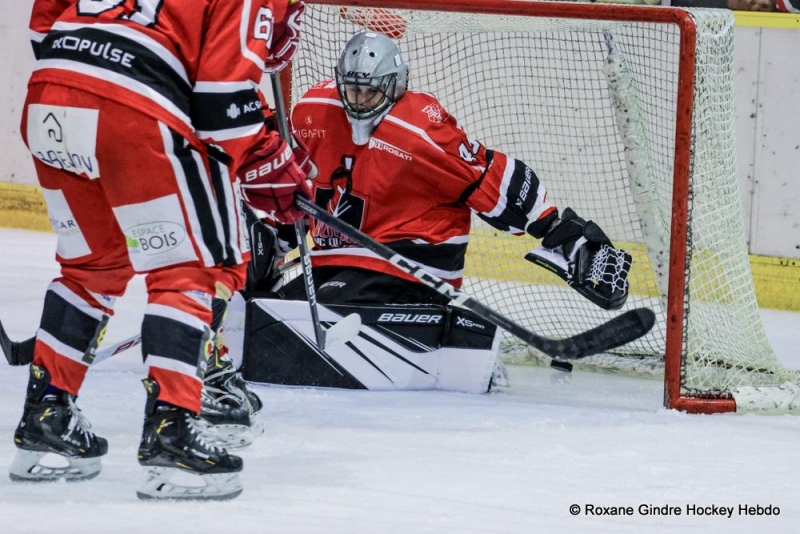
xmin=290 ymin=2 xmax=800 ymax=411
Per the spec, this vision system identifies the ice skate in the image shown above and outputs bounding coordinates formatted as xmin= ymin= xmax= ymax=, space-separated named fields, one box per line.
xmin=200 ymin=335 xmax=264 ymax=448
xmin=9 ymin=364 xmax=108 ymax=482
xmin=137 ymin=378 xmax=244 ymax=500
xmin=199 ymin=387 xmax=255 ymax=450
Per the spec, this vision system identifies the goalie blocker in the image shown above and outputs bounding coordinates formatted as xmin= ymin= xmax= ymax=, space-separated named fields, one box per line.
xmin=236 ymin=298 xmax=503 ymax=394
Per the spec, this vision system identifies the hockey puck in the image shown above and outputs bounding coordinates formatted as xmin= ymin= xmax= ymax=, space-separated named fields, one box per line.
xmin=550 ymin=359 xmax=573 ymax=373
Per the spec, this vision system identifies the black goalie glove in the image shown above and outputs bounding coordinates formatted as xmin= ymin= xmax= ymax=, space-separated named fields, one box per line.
xmin=243 ymin=204 xmax=296 ymax=293
xmin=524 ymin=208 xmax=631 ymax=310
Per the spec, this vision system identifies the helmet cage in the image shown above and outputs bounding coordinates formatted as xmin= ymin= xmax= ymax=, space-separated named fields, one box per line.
xmin=336 ymin=70 xmax=398 ymax=120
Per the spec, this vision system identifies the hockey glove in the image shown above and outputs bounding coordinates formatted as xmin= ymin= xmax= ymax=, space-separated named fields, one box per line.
xmin=238 ymin=132 xmax=313 ymax=224
xmin=524 ymin=208 xmax=632 ymax=310
xmin=264 ymin=0 xmax=304 ymax=74
xmin=243 ymin=203 xmax=298 ymax=292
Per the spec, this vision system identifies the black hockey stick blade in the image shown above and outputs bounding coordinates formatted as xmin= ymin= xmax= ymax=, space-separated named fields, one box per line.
xmin=534 ymin=307 xmax=655 ymax=361
xmin=0 ymin=320 xmax=34 ymax=366
xmin=295 ymin=196 xmax=655 ymax=360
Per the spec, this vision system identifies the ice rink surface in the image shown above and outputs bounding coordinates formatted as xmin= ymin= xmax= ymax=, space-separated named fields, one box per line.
xmin=0 ymin=228 xmax=798 ymax=533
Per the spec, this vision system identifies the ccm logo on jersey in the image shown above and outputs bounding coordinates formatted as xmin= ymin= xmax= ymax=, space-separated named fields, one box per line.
xmin=377 ymin=313 xmax=443 ymax=324
xmin=455 ymin=316 xmax=486 ymax=330
xmin=244 ymin=144 xmax=293 ymax=181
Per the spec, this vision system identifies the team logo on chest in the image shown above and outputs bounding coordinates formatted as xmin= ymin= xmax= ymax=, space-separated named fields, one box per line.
xmin=313 ymin=156 xmax=366 ymax=248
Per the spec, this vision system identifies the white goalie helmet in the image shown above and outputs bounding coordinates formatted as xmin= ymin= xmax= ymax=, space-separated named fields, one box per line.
xmin=335 ymin=32 xmax=409 ymax=120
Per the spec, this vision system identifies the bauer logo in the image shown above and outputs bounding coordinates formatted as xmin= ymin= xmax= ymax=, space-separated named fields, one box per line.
xmin=377 ymin=313 xmax=443 ymax=324
xmin=124 ymin=221 xmax=186 ymax=255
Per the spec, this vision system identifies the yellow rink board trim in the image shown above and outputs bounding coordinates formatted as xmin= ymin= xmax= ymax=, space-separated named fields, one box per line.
xmin=734 ymin=11 xmax=800 ymax=30
xmin=2 ymin=182 xmax=798 ymax=311
xmin=0 ymin=182 xmax=52 ymax=233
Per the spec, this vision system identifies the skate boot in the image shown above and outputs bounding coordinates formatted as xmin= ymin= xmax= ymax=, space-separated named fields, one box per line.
xmin=203 ymin=349 xmax=264 ymax=441
xmin=199 ymin=386 xmax=255 ymax=450
xmin=136 ymin=378 xmax=243 ymax=500
xmin=10 ymin=364 xmax=108 ymax=482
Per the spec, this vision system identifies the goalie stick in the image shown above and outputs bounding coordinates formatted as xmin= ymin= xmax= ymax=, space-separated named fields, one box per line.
xmin=295 ymin=195 xmax=655 ymax=362
xmin=1 ymin=320 xmax=35 ymax=366
xmin=270 ymin=72 xmax=361 ymax=350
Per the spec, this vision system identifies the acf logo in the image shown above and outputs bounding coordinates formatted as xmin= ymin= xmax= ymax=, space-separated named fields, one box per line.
xmin=124 ymin=221 xmax=186 ymax=255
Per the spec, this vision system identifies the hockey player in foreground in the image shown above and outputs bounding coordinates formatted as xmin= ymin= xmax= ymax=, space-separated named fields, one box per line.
xmin=229 ymin=32 xmax=633 ymax=391
xmin=10 ymin=0 xmax=312 ymax=500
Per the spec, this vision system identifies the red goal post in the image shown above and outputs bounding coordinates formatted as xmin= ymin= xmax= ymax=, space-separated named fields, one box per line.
xmin=283 ymin=0 xmax=799 ymax=414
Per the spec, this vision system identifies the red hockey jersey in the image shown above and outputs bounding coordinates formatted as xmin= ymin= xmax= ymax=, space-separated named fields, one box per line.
xmin=28 ymin=0 xmax=291 ymax=164
xmin=292 ymin=81 xmax=556 ymax=287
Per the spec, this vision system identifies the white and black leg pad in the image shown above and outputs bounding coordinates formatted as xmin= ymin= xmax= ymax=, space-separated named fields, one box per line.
xmin=524 ymin=208 xmax=631 ymax=310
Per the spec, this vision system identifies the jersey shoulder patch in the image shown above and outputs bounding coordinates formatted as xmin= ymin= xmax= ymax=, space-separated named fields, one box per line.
xmin=397 ymin=91 xmax=451 ymax=126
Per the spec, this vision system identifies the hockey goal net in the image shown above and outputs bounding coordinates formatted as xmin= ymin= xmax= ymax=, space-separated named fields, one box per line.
xmin=285 ymin=0 xmax=800 ymax=413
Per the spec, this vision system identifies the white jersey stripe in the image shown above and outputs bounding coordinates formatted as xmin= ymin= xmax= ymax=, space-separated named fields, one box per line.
xmin=216 ymin=163 xmax=244 ymax=265
xmin=311 ymin=247 xmax=463 ymax=280
xmin=526 ymin=183 xmax=554 ymax=225
xmin=145 ymin=354 xmax=203 ymax=381
xmin=240 ymin=0 xmax=265 ymax=71
xmin=30 ymin=30 xmax=47 ymax=44
xmin=197 ymin=123 xmax=264 ymax=142
xmin=49 ymin=281 xmax=105 ymax=321
xmin=36 ymin=329 xmax=89 ymax=366
xmin=482 ymin=156 xmax=515 ymax=219
xmin=384 ymin=116 xmax=445 ymax=153
xmin=410 ymin=234 xmax=470 ymax=246
xmin=36 ymin=59 xmax=192 ymax=128
xmin=297 ymin=97 xmax=345 ymax=108
xmin=194 ymin=80 xmax=258 ymax=93
xmin=159 ymin=123 xmax=216 ymax=266
xmin=190 ymin=148 xmax=227 ymax=256
xmin=146 ymin=303 xmax=208 ymax=332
